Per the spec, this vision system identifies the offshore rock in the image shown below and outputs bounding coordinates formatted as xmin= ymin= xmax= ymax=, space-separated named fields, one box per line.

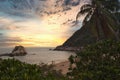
xmin=10 ymin=46 xmax=27 ymax=56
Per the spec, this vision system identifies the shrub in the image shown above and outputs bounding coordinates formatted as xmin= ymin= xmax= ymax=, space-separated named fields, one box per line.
xmin=0 ymin=58 xmax=67 ymax=80
xmin=68 ymin=40 xmax=120 ymax=80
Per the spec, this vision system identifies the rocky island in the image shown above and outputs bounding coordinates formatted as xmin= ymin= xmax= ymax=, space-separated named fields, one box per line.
xmin=10 ymin=46 xmax=27 ymax=56
xmin=0 ymin=46 xmax=27 ymax=57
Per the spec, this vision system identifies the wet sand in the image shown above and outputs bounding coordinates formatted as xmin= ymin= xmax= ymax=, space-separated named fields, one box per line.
xmin=53 ymin=60 xmax=70 ymax=75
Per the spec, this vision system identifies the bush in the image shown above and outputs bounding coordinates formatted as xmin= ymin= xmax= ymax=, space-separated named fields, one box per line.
xmin=68 ymin=40 xmax=120 ymax=80
xmin=0 ymin=58 xmax=67 ymax=80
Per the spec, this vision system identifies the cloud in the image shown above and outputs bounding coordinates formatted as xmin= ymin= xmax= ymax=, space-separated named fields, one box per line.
xmin=0 ymin=36 xmax=23 ymax=47
xmin=0 ymin=26 xmax=20 ymax=31
xmin=0 ymin=42 xmax=16 ymax=47
xmin=38 ymin=0 xmax=80 ymax=16
xmin=0 ymin=18 xmax=19 ymax=31
xmin=0 ymin=0 xmax=86 ymax=47
xmin=0 ymin=36 xmax=22 ymax=43
xmin=39 ymin=0 xmax=47 ymax=1
xmin=62 ymin=7 xmax=72 ymax=12
xmin=0 ymin=0 xmax=83 ymax=19
xmin=0 ymin=0 xmax=42 ymax=18
xmin=0 ymin=33 xmax=3 ymax=35
xmin=62 ymin=19 xmax=73 ymax=25
xmin=55 ymin=0 xmax=80 ymax=7
xmin=64 ymin=0 xmax=80 ymax=6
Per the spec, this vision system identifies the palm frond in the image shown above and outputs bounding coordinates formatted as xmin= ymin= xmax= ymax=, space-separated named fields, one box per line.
xmin=82 ymin=20 xmax=99 ymax=39
xmin=80 ymin=4 xmax=92 ymax=11
xmin=87 ymin=12 xmax=100 ymax=39
xmin=98 ymin=8 xmax=119 ymax=37
xmin=100 ymin=13 xmax=119 ymax=40
xmin=98 ymin=13 xmax=116 ymax=39
xmin=76 ymin=8 xmax=92 ymax=21
xmin=80 ymin=8 xmax=92 ymax=15
xmin=91 ymin=13 xmax=101 ymax=40
xmin=103 ymin=8 xmax=118 ymax=19
xmin=82 ymin=9 xmax=94 ymax=25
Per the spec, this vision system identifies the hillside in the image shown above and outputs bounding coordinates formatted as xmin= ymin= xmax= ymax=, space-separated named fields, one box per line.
xmin=55 ymin=19 xmax=119 ymax=51
xmin=55 ymin=24 xmax=97 ymax=51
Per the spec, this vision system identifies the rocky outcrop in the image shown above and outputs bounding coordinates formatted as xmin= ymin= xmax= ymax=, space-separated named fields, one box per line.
xmin=10 ymin=46 xmax=27 ymax=56
xmin=0 ymin=46 xmax=27 ymax=57
xmin=54 ymin=46 xmax=82 ymax=51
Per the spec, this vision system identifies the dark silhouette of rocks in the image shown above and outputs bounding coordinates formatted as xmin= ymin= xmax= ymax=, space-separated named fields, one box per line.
xmin=0 ymin=46 xmax=27 ymax=57
xmin=54 ymin=46 xmax=82 ymax=51
xmin=10 ymin=46 xmax=27 ymax=56
xmin=0 ymin=53 xmax=10 ymax=57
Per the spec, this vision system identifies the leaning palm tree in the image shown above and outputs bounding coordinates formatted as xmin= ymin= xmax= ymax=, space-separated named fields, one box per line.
xmin=76 ymin=0 xmax=119 ymax=41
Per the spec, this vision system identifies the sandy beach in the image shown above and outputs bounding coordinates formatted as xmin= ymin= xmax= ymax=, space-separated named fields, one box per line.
xmin=53 ymin=60 xmax=70 ymax=75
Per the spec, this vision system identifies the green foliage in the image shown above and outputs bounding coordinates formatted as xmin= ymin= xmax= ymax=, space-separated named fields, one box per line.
xmin=68 ymin=40 xmax=120 ymax=80
xmin=0 ymin=58 xmax=67 ymax=80
xmin=96 ymin=0 xmax=120 ymax=12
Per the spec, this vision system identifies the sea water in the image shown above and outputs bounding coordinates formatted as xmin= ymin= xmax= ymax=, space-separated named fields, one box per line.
xmin=0 ymin=47 xmax=75 ymax=64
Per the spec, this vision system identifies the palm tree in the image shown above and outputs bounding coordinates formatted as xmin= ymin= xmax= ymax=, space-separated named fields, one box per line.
xmin=76 ymin=0 xmax=119 ymax=41
xmin=99 ymin=0 xmax=120 ymax=13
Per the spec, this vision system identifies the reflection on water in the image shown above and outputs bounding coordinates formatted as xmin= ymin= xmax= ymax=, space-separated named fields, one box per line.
xmin=0 ymin=47 xmax=75 ymax=64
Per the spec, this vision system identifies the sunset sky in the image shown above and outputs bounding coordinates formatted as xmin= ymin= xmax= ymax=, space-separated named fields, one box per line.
xmin=0 ymin=0 xmax=89 ymax=47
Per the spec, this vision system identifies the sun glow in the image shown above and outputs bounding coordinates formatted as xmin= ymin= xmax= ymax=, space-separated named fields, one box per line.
xmin=0 ymin=2 xmax=83 ymax=47
xmin=0 ymin=0 xmax=85 ymax=47
xmin=12 ymin=34 xmax=66 ymax=47
xmin=6 ymin=17 xmax=69 ymax=47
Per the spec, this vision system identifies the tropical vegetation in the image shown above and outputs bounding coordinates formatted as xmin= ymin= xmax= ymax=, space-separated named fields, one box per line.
xmin=67 ymin=0 xmax=120 ymax=80
xmin=0 ymin=58 xmax=67 ymax=80
xmin=67 ymin=40 xmax=120 ymax=80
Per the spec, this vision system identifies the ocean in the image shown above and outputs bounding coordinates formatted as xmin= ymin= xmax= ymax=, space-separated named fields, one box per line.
xmin=0 ymin=47 xmax=75 ymax=64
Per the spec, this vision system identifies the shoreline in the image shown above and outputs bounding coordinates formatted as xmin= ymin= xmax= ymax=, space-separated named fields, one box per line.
xmin=54 ymin=46 xmax=82 ymax=52
xmin=0 ymin=57 xmax=72 ymax=75
xmin=53 ymin=60 xmax=76 ymax=75
xmin=53 ymin=60 xmax=70 ymax=75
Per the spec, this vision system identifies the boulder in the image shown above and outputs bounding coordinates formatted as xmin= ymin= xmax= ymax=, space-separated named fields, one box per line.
xmin=10 ymin=46 xmax=27 ymax=56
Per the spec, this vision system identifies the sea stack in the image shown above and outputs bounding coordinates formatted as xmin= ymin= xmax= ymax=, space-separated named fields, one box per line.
xmin=10 ymin=45 xmax=27 ymax=56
